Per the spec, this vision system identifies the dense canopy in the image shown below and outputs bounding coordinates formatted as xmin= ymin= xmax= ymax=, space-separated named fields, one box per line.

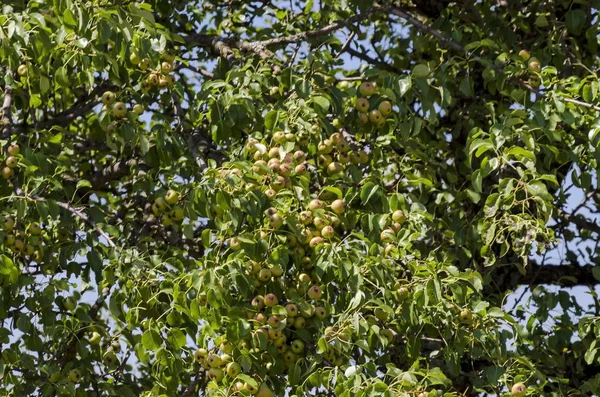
xmin=1 ymin=0 xmax=600 ymax=396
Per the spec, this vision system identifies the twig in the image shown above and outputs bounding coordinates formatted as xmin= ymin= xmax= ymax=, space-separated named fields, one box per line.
xmin=180 ymin=368 xmax=206 ymax=397
xmin=335 ymin=31 xmax=356 ymax=60
xmin=187 ymin=134 xmax=207 ymax=171
xmin=14 ymin=186 xmax=118 ymax=249
xmin=345 ymin=47 xmax=403 ymax=73
xmin=171 ymin=92 xmax=186 ymax=132
xmin=555 ymin=208 xmax=600 ymax=236
xmin=177 ymin=63 xmax=214 ymax=79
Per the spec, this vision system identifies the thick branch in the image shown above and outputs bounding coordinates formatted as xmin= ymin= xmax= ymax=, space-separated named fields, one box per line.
xmin=188 ymin=6 xmax=378 ymax=62
xmin=188 ymin=34 xmax=255 ymax=61
xmin=88 ymin=159 xmax=147 ymax=190
xmin=37 ymin=86 xmax=104 ymax=130
xmin=7 ymin=82 xmax=111 ymax=135
xmin=517 ymin=261 xmax=597 ymax=287
xmin=1 ymin=74 xmax=13 ymax=139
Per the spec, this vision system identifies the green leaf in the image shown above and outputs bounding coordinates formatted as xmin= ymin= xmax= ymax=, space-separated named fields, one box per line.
xmin=592 ymin=267 xmax=600 ymax=282
xmin=505 ymin=147 xmax=535 ymax=161
xmin=470 ymin=139 xmax=495 ymax=158
xmin=526 ymin=181 xmax=552 ymax=201
xmin=460 ymin=77 xmax=473 ymax=96
xmin=201 ymin=229 xmax=211 ymax=248
xmin=566 ymin=9 xmax=586 ymax=36
xmin=62 ymin=9 xmax=77 ymax=27
xmin=142 ymin=329 xmax=162 ymax=351
xmin=360 ymin=182 xmax=379 ymax=205
xmin=168 ymin=328 xmax=186 ymax=349
xmin=40 ymin=75 xmax=50 ymax=94
xmin=312 ymin=96 xmax=330 ymax=113
xmin=289 ymin=362 xmax=301 ymax=385
xmin=472 ymin=169 xmax=482 ymax=193
xmin=321 ymin=186 xmax=343 ymax=199
xmin=48 ymin=132 xmax=63 ymax=144
xmin=237 ymin=374 xmax=258 ymax=388
xmin=0 ymin=255 xmax=19 ymax=283
xmin=397 ymin=77 xmax=412 ymax=97
xmin=412 ymin=64 xmax=430 ymax=78
xmin=584 ymin=348 xmax=597 ymax=365
xmin=345 ymin=365 xmax=360 ymax=377
xmin=265 ymin=110 xmax=279 ymax=130
xmin=55 ymin=66 xmax=69 ymax=87
xmin=488 ymin=307 xmax=505 ymax=317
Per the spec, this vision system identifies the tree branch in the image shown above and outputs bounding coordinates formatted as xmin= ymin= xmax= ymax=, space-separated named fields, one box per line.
xmin=335 ymin=31 xmax=356 ymax=60
xmin=255 ymin=7 xmax=378 ymax=48
xmin=180 ymin=368 xmax=206 ymax=397
xmin=508 ymin=260 xmax=598 ymax=287
xmin=378 ymin=4 xmax=600 ymax=112
xmin=7 ymin=83 xmax=111 ymax=135
xmin=15 ymin=186 xmax=118 ymax=250
xmin=1 ymin=73 xmax=13 ymax=140
xmin=177 ymin=63 xmax=214 ymax=79
xmin=188 ymin=6 xmax=379 ymax=62
xmin=555 ymin=209 xmax=600 ymax=235
xmin=88 ymin=159 xmax=147 ymax=190
xmin=345 ymin=47 xmax=403 ymax=73
xmin=187 ymin=34 xmax=252 ymax=61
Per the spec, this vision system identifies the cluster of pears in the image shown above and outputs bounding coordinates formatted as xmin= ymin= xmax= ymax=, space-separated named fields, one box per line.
xmin=194 ymin=345 xmax=273 ymax=396
xmin=295 ymin=198 xmax=344 ymax=248
xmin=47 ymin=365 xmax=82 ymax=384
xmin=148 ymin=189 xmax=185 ymax=227
xmin=100 ymin=90 xmax=145 ymax=131
xmin=354 ymin=82 xmax=393 ymax=128
xmin=1 ymin=216 xmax=44 ymax=263
xmin=1 ymin=144 xmax=20 ymax=180
xmin=314 ymin=131 xmax=369 ymax=177
xmin=517 ymin=49 xmax=542 ymax=88
xmin=245 ymin=132 xmax=368 ymax=204
xmin=193 ymin=282 xmax=328 ymax=395
xmin=380 ymin=209 xmax=408 ymax=254
xmin=99 ymin=52 xmax=174 ymax=132
xmin=139 ymin=52 xmax=176 ymax=92
xmin=199 ymin=84 xmax=409 ymax=393
xmin=49 ymin=329 xmax=121 ymax=385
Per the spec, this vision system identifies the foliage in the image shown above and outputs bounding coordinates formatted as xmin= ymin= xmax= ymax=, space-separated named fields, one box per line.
xmin=1 ymin=0 xmax=600 ymax=396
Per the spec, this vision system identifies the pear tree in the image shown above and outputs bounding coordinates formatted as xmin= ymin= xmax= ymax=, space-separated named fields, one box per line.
xmin=1 ymin=1 xmax=600 ymax=396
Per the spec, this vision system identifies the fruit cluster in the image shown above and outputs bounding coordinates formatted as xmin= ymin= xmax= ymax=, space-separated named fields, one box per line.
xmin=47 ymin=318 xmax=124 ymax=386
xmin=189 ymin=80 xmax=421 ymax=394
xmin=1 ymin=144 xmax=20 ymax=180
xmin=354 ymin=82 xmax=393 ymax=128
xmin=139 ymin=52 xmax=176 ymax=91
xmin=194 ymin=347 xmax=274 ymax=396
xmin=99 ymin=52 xmax=175 ymax=134
xmin=100 ymin=90 xmax=145 ymax=133
xmin=149 ymin=189 xmax=185 ymax=227
xmin=1 ymin=216 xmax=44 ymax=263
xmin=1 ymin=210 xmax=74 ymax=275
